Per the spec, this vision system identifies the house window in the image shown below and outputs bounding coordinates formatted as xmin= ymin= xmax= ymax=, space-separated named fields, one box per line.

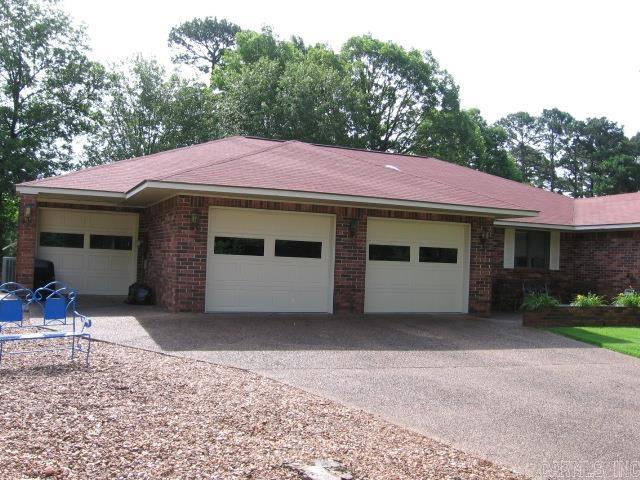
xmin=515 ymin=230 xmax=550 ymax=268
xmin=419 ymin=247 xmax=458 ymax=264
xmin=214 ymin=237 xmax=264 ymax=256
xmin=368 ymin=244 xmax=410 ymax=262
xmin=90 ymin=234 xmax=133 ymax=251
xmin=275 ymin=240 xmax=322 ymax=259
xmin=39 ymin=232 xmax=84 ymax=249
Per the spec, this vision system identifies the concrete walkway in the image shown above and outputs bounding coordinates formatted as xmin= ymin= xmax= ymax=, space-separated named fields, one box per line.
xmin=81 ymin=298 xmax=640 ymax=480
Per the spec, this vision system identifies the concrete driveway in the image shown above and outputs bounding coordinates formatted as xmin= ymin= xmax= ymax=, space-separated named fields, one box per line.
xmin=82 ymin=298 xmax=640 ymax=479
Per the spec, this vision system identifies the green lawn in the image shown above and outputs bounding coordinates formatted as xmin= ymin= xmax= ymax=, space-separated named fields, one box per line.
xmin=548 ymin=326 xmax=640 ymax=358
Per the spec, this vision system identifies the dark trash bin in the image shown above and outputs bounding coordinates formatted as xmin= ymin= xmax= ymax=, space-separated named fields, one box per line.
xmin=125 ymin=283 xmax=154 ymax=305
xmin=33 ymin=258 xmax=55 ymax=290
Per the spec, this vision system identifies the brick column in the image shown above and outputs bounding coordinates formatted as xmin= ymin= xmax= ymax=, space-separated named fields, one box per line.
xmin=173 ymin=195 xmax=208 ymax=312
xmin=333 ymin=208 xmax=367 ymax=313
xmin=16 ymin=194 xmax=38 ymax=288
xmin=468 ymin=217 xmax=493 ymax=316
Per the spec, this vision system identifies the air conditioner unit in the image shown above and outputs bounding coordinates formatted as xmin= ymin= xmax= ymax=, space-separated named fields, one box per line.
xmin=2 ymin=256 xmax=16 ymax=283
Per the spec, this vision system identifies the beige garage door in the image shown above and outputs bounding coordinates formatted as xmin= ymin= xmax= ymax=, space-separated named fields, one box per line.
xmin=365 ymin=218 xmax=470 ymax=313
xmin=206 ymin=208 xmax=334 ymax=312
xmin=37 ymin=208 xmax=138 ymax=295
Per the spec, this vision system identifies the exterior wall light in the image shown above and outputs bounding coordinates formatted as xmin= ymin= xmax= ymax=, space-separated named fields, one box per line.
xmin=480 ymin=227 xmax=491 ymax=244
xmin=349 ymin=218 xmax=359 ymax=237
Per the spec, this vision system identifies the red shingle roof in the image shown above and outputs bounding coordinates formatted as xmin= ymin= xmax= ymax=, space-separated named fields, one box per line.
xmin=18 ymin=136 xmax=640 ymax=228
xmin=574 ymin=192 xmax=640 ymax=226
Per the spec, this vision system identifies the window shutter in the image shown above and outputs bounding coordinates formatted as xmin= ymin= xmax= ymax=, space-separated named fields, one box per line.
xmin=549 ymin=231 xmax=560 ymax=270
xmin=503 ymin=228 xmax=515 ymax=269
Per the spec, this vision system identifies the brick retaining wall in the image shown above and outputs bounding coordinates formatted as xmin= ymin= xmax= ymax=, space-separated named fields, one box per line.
xmin=523 ymin=307 xmax=640 ymax=327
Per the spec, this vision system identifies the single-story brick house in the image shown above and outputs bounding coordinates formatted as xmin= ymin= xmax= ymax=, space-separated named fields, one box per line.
xmin=15 ymin=136 xmax=640 ymax=315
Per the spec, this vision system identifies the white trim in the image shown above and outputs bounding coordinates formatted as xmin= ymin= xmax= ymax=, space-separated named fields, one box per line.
xmin=495 ymin=220 xmax=640 ymax=231
xmin=503 ymin=228 xmax=515 ymax=269
xmin=462 ymin=222 xmax=471 ymax=312
xmin=16 ymin=185 xmax=125 ymax=198
xmin=127 ymin=180 xmax=539 ymax=218
xmin=36 ymin=198 xmax=139 ymax=208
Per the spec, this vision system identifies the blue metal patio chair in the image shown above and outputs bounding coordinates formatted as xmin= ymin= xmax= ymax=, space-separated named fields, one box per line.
xmin=0 ymin=282 xmax=33 ymax=329
xmin=0 ymin=281 xmax=92 ymax=366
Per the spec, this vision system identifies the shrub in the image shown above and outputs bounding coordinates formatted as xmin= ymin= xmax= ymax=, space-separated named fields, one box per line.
xmin=612 ymin=291 xmax=640 ymax=307
xmin=520 ymin=292 xmax=560 ymax=311
xmin=570 ymin=293 xmax=606 ymax=307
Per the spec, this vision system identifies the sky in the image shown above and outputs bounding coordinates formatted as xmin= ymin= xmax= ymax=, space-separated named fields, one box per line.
xmin=63 ymin=0 xmax=640 ymax=135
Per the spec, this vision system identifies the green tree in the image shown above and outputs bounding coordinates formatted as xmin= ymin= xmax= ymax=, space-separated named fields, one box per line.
xmin=478 ymin=119 xmax=522 ymax=181
xmin=84 ymin=56 xmax=214 ymax=165
xmin=415 ymin=109 xmax=521 ymax=180
xmin=595 ymin=154 xmax=640 ymax=195
xmin=276 ymin=47 xmax=351 ymax=145
xmin=580 ymin=117 xmax=630 ymax=196
xmin=341 ymin=35 xmax=459 ymax=153
xmin=559 ymin=120 xmax=587 ymax=197
xmin=497 ymin=112 xmax=545 ymax=186
xmin=415 ymin=109 xmax=485 ymax=166
xmin=0 ymin=0 xmax=104 ymax=247
xmin=537 ymin=108 xmax=574 ymax=192
xmin=214 ymin=30 xmax=350 ymax=144
xmin=168 ymin=17 xmax=241 ymax=73
xmin=214 ymin=55 xmax=283 ymax=139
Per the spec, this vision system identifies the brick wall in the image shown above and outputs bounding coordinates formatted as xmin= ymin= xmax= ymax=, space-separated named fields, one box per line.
xmin=571 ymin=230 xmax=640 ymax=300
xmin=16 ymin=194 xmax=38 ymax=287
xmin=139 ymin=196 xmax=494 ymax=315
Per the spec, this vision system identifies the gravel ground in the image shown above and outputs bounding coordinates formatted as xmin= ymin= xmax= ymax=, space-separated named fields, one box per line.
xmin=0 ymin=340 xmax=527 ymax=480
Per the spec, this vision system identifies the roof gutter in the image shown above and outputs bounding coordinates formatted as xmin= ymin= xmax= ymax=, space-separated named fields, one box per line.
xmin=127 ymin=180 xmax=540 ymax=218
xmin=494 ymin=220 xmax=640 ymax=231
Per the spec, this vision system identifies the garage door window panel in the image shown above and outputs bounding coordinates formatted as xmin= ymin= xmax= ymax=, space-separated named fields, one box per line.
xmin=368 ymin=244 xmax=410 ymax=262
xmin=275 ymin=240 xmax=322 ymax=259
xmin=214 ymin=236 xmax=264 ymax=256
xmin=39 ymin=232 xmax=84 ymax=249
xmin=419 ymin=247 xmax=458 ymax=264
xmin=89 ymin=234 xmax=133 ymax=250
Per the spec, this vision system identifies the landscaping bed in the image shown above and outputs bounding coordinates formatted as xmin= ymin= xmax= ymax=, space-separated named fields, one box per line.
xmin=521 ymin=291 xmax=640 ymax=327
xmin=0 ymin=341 xmax=525 ymax=480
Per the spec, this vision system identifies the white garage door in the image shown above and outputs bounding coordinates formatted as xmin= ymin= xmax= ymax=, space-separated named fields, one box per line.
xmin=365 ymin=218 xmax=469 ymax=313
xmin=206 ymin=208 xmax=334 ymax=312
xmin=37 ymin=208 xmax=138 ymax=295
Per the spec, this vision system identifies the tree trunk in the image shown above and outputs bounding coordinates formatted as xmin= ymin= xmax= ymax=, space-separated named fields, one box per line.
xmin=0 ymin=193 xmax=5 ymax=252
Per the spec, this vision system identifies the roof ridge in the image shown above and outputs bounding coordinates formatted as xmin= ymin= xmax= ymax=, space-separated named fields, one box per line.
xmin=159 ymin=139 xmax=295 ymax=181
xmin=307 ymin=142 xmax=533 ymax=211
xmin=575 ymin=190 xmax=640 ymax=202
